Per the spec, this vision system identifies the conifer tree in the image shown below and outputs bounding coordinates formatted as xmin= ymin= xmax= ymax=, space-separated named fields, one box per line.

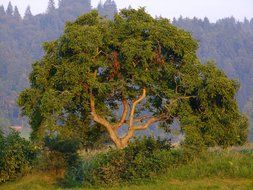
xmin=58 ymin=0 xmax=63 ymax=8
xmin=97 ymin=0 xmax=103 ymax=12
xmin=0 ymin=5 xmax=5 ymax=16
xmin=98 ymin=0 xmax=117 ymax=20
xmin=6 ymin=2 xmax=13 ymax=16
xmin=24 ymin=6 xmax=32 ymax=20
xmin=47 ymin=0 xmax=56 ymax=13
xmin=13 ymin=6 xmax=21 ymax=21
xmin=127 ymin=5 xmax=133 ymax=10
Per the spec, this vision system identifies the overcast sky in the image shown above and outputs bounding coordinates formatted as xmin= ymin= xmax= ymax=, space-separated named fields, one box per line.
xmin=1 ymin=0 xmax=253 ymax=22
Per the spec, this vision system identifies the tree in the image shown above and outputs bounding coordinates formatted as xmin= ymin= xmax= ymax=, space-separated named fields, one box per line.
xmin=6 ymin=2 xmax=13 ymax=16
xmin=0 ymin=5 xmax=5 ymax=16
xmin=244 ymin=97 xmax=253 ymax=140
xmin=24 ymin=6 xmax=33 ymax=20
xmin=13 ymin=6 xmax=21 ymax=21
xmin=47 ymin=0 xmax=56 ymax=13
xmin=97 ymin=0 xmax=117 ymax=20
xmin=17 ymin=9 xmax=248 ymax=149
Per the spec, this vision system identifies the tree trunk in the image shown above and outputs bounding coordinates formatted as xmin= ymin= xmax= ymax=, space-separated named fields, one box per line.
xmin=89 ymin=88 xmax=161 ymax=149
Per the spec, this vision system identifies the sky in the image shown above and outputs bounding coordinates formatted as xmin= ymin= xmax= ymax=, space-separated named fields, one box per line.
xmin=1 ymin=0 xmax=253 ymax=22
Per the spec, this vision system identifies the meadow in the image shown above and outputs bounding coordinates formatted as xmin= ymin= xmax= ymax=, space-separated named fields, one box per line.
xmin=1 ymin=144 xmax=253 ymax=190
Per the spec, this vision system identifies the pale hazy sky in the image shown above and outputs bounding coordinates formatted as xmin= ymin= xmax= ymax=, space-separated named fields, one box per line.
xmin=1 ymin=0 xmax=253 ymax=22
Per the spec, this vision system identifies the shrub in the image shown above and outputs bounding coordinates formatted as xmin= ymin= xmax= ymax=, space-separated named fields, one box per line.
xmin=36 ymin=136 xmax=81 ymax=174
xmin=64 ymin=137 xmax=184 ymax=187
xmin=32 ymin=135 xmax=84 ymax=186
xmin=0 ymin=130 xmax=38 ymax=183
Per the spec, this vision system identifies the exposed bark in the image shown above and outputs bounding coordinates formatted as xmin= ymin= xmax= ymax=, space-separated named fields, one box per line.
xmin=113 ymin=98 xmax=128 ymax=130
xmin=89 ymin=88 xmax=192 ymax=149
xmin=89 ymin=88 xmax=160 ymax=149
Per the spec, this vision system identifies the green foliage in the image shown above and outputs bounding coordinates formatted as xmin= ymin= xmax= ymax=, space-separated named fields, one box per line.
xmin=166 ymin=151 xmax=253 ymax=180
xmin=0 ymin=144 xmax=252 ymax=189
xmin=18 ymin=9 xmax=248 ymax=149
xmin=174 ymin=17 xmax=253 ymax=140
xmin=64 ymin=137 xmax=179 ymax=186
xmin=34 ymin=136 xmax=85 ymax=187
xmin=0 ymin=130 xmax=38 ymax=183
xmin=35 ymin=148 xmax=67 ymax=174
xmin=178 ymin=62 xmax=248 ymax=148
xmin=36 ymin=136 xmax=81 ymax=173
xmin=1 ymin=1 xmax=253 ymax=142
xmin=63 ymin=143 xmax=253 ymax=188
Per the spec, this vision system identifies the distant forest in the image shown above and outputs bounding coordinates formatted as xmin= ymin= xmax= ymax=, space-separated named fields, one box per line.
xmin=0 ymin=0 xmax=252 ymax=139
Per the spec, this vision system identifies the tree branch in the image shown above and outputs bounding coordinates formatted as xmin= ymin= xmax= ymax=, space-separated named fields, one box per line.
xmin=133 ymin=115 xmax=150 ymax=123
xmin=169 ymin=95 xmax=196 ymax=105
xmin=90 ymin=93 xmax=111 ymax=128
xmin=133 ymin=117 xmax=161 ymax=130
xmin=90 ymin=92 xmax=124 ymax=148
xmin=129 ymin=88 xmax=147 ymax=127
xmin=113 ymin=99 xmax=128 ymax=129
xmin=121 ymin=116 xmax=161 ymax=146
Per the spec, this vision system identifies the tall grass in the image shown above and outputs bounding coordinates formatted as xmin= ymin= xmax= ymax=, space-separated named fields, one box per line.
xmin=165 ymin=151 xmax=253 ymax=180
xmin=0 ymin=146 xmax=252 ymax=190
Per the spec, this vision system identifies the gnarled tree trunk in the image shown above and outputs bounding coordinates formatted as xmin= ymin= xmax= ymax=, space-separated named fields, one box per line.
xmin=90 ymin=88 xmax=161 ymax=149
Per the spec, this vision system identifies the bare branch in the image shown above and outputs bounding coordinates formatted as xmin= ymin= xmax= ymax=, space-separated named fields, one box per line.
xmin=90 ymin=93 xmax=111 ymax=128
xmin=133 ymin=117 xmax=161 ymax=130
xmin=121 ymin=116 xmax=161 ymax=146
xmin=113 ymin=99 xmax=128 ymax=129
xmin=90 ymin=92 xmax=124 ymax=148
xmin=129 ymin=88 xmax=147 ymax=127
xmin=133 ymin=115 xmax=150 ymax=123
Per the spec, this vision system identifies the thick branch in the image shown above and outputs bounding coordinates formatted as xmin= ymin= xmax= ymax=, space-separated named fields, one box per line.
xmin=129 ymin=88 xmax=147 ymax=127
xmin=88 ymin=87 xmax=193 ymax=149
xmin=133 ymin=115 xmax=150 ymax=123
xmin=90 ymin=94 xmax=111 ymax=128
xmin=133 ymin=117 xmax=161 ymax=130
xmin=121 ymin=116 xmax=161 ymax=146
xmin=90 ymin=93 xmax=124 ymax=148
xmin=113 ymin=99 xmax=128 ymax=129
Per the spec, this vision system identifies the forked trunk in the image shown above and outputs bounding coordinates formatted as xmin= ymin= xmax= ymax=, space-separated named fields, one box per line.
xmin=90 ymin=88 xmax=162 ymax=149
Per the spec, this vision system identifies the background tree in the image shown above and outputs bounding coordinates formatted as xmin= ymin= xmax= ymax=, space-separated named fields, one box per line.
xmin=18 ymin=9 xmax=248 ymax=149
xmin=6 ymin=2 xmax=13 ymax=16
xmin=24 ymin=6 xmax=32 ymax=20
xmin=13 ymin=6 xmax=21 ymax=21
xmin=97 ymin=0 xmax=117 ymax=20
xmin=47 ymin=0 xmax=56 ymax=13
xmin=0 ymin=5 xmax=5 ymax=16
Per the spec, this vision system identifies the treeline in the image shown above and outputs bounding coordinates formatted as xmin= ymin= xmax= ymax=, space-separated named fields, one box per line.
xmin=0 ymin=0 xmax=252 ymax=139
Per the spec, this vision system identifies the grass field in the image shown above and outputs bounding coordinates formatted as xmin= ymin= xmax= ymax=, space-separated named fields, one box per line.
xmin=1 ymin=145 xmax=253 ymax=190
xmin=1 ymin=174 xmax=253 ymax=190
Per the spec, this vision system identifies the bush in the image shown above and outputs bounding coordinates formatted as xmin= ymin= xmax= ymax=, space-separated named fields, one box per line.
xmin=0 ymin=130 xmax=38 ymax=183
xmin=36 ymin=136 xmax=81 ymax=174
xmin=32 ymin=135 xmax=84 ymax=186
xmin=64 ymin=137 xmax=184 ymax=187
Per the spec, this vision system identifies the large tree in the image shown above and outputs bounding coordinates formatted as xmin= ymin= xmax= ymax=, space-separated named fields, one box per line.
xmin=18 ymin=9 xmax=248 ymax=149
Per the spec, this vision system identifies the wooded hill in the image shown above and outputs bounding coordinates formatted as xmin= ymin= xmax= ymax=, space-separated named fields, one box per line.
xmin=0 ymin=0 xmax=252 ymax=139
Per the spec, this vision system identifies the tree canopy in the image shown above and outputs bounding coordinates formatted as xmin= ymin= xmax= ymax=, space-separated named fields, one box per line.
xmin=18 ymin=9 xmax=248 ymax=149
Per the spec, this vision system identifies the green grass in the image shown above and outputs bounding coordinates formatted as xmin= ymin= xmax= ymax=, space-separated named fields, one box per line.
xmin=166 ymin=152 xmax=253 ymax=180
xmin=1 ymin=174 xmax=252 ymax=190
xmin=1 ymin=149 xmax=253 ymax=190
